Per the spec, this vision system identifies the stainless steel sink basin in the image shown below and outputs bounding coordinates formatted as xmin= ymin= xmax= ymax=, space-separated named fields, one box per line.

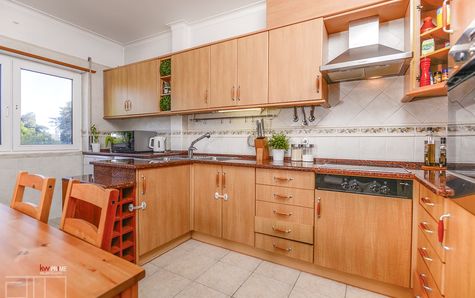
xmin=149 ymin=155 xmax=239 ymax=162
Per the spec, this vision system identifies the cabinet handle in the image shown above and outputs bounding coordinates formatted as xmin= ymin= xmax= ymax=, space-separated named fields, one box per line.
xmin=442 ymin=0 xmax=454 ymax=33
xmin=421 ymin=196 xmax=435 ymax=206
xmin=418 ymin=273 xmax=433 ymax=293
xmin=128 ymin=201 xmax=147 ymax=212
xmin=273 ymin=210 xmax=293 ymax=216
xmin=273 ymin=176 xmax=294 ymax=182
xmin=419 ymin=221 xmax=434 ymax=234
xmin=237 ymin=86 xmax=240 ymax=101
xmin=124 ymin=100 xmax=127 ymax=111
xmin=273 ymin=193 xmax=293 ymax=200
xmin=231 ymin=86 xmax=235 ymax=101
xmin=316 ymin=197 xmax=321 ymax=218
xmin=214 ymin=192 xmax=228 ymax=201
xmin=438 ymin=213 xmax=451 ymax=250
xmin=222 ymin=172 xmax=226 ymax=189
xmin=316 ymin=75 xmax=320 ymax=93
xmin=418 ymin=247 xmax=433 ymax=262
xmin=272 ymin=243 xmax=292 ymax=252
xmin=272 ymin=225 xmax=292 ymax=233
xmin=129 ymin=100 xmax=132 ymax=111
xmin=141 ymin=175 xmax=146 ymax=195
xmin=216 ymin=171 xmax=220 ymax=188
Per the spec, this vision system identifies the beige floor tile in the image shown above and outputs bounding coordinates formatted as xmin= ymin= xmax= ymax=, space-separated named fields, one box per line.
xmin=289 ymin=286 xmax=332 ymax=298
xmin=197 ymin=261 xmax=251 ymax=295
xmin=294 ymin=272 xmax=346 ymax=298
xmin=176 ymin=282 xmax=229 ymax=298
xmin=164 ymin=252 xmax=217 ymax=280
xmin=346 ymin=286 xmax=388 ymax=298
xmin=221 ymin=251 xmax=262 ymax=272
xmin=233 ymin=273 xmax=293 ymax=298
xmin=142 ymin=262 xmax=160 ymax=277
xmin=178 ymin=239 xmax=202 ymax=251
xmin=191 ymin=241 xmax=230 ymax=260
xmin=254 ymin=261 xmax=300 ymax=285
xmin=139 ymin=268 xmax=192 ymax=298
xmin=151 ymin=245 xmax=189 ymax=268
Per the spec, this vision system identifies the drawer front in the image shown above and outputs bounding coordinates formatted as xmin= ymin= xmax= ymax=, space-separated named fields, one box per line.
xmin=416 ymin=254 xmax=444 ymax=298
xmin=420 ymin=185 xmax=445 ymax=222
xmin=255 ymin=216 xmax=313 ymax=244
xmin=417 ymin=230 xmax=445 ymax=294
xmin=255 ymin=233 xmax=313 ymax=263
xmin=256 ymin=185 xmax=315 ymax=208
xmin=256 ymin=201 xmax=314 ymax=225
xmin=256 ymin=169 xmax=315 ymax=189
xmin=418 ymin=205 xmax=446 ymax=262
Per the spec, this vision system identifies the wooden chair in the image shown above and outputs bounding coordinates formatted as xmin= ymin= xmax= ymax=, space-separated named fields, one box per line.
xmin=60 ymin=179 xmax=119 ymax=249
xmin=10 ymin=171 xmax=56 ymax=223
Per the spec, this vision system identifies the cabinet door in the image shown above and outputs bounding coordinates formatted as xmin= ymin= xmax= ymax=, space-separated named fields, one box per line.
xmin=172 ymin=47 xmax=210 ymax=111
xmin=450 ymin=0 xmax=475 ymax=44
xmin=210 ymin=40 xmax=238 ymax=108
xmin=137 ymin=166 xmax=191 ymax=257
xmin=269 ymin=18 xmax=327 ymax=103
xmin=237 ymin=32 xmax=268 ymax=106
xmin=315 ymin=190 xmax=412 ymax=287
xmin=193 ymin=164 xmax=222 ymax=237
xmin=104 ymin=67 xmax=128 ymax=117
xmin=127 ymin=59 xmax=160 ymax=115
xmin=222 ymin=166 xmax=256 ymax=246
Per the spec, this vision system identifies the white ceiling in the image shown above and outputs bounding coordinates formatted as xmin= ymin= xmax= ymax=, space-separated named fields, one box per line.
xmin=10 ymin=0 xmax=263 ymax=44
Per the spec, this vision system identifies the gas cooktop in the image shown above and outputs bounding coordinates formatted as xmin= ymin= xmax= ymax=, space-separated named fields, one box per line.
xmin=318 ymin=164 xmax=410 ymax=174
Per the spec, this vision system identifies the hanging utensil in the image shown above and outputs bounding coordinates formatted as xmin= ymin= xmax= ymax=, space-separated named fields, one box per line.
xmin=301 ymin=107 xmax=308 ymax=126
xmin=309 ymin=106 xmax=316 ymax=122
xmin=293 ymin=107 xmax=299 ymax=122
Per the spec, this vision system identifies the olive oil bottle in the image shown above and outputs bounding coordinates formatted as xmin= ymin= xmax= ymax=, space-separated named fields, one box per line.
xmin=439 ymin=137 xmax=447 ymax=167
xmin=425 ymin=128 xmax=436 ymax=166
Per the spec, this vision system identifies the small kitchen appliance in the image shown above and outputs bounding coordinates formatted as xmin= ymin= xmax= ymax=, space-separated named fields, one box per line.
xmin=110 ymin=131 xmax=156 ymax=153
xmin=149 ymin=136 xmax=167 ymax=153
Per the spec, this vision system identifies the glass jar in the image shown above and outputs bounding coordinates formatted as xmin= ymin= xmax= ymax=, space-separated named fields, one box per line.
xmin=302 ymin=143 xmax=315 ymax=163
xmin=291 ymin=144 xmax=303 ymax=161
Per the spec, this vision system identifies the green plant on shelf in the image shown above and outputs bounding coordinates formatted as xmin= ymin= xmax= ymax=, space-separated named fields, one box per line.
xmin=160 ymin=95 xmax=171 ymax=111
xmin=160 ymin=59 xmax=171 ymax=76
xmin=268 ymin=133 xmax=289 ymax=150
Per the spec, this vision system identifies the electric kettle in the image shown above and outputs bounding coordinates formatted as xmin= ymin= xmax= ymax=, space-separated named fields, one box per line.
xmin=149 ymin=136 xmax=166 ymax=153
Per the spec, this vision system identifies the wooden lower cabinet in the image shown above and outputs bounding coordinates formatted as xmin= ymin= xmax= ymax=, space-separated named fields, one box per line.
xmin=314 ymin=190 xmax=412 ymax=287
xmin=255 ymin=233 xmax=313 ymax=262
xmin=193 ymin=164 xmax=255 ymax=246
xmin=136 ymin=165 xmax=190 ymax=258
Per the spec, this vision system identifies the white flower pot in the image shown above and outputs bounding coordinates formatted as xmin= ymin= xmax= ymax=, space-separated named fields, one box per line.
xmin=272 ymin=149 xmax=285 ymax=162
xmin=91 ymin=143 xmax=101 ymax=153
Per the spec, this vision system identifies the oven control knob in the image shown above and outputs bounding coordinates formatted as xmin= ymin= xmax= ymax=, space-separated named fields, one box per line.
xmin=341 ymin=178 xmax=349 ymax=190
xmin=380 ymin=182 xmax=390 ymax=195
xmin=369 ymin=181 xmax=381 ymax=193
xmin=349 ymin=180 xmax=360 ymax=191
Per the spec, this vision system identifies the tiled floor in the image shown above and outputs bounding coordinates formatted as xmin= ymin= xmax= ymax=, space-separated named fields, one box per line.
xmin=139 ymin=239 xmax=388 ymax=298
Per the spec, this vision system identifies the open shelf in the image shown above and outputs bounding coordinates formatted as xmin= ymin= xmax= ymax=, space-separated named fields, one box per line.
xmin=160 ymin=75 xmax=171 ymax=80
xmin=421 ymin=46 xmax=451 ymax=62
xmin=403 ymin=83 xmax=447 ymax=102
xmin=420 ymin=26 xmax=450 ymax=40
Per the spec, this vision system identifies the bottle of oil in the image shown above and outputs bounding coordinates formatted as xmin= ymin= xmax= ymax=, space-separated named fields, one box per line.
xmin=439 ymin=137 xmax=447 ymax=167
xmin=426 ymin=128 xmax=436 ymax=166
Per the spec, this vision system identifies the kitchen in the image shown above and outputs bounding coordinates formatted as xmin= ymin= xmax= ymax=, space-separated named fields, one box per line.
xmin=0 ymin=0 xmax=474 ymax=297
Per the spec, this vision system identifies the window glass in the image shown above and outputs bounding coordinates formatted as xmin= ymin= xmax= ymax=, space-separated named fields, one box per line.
xmin=20 ymin=69 xmax=73 ymax=145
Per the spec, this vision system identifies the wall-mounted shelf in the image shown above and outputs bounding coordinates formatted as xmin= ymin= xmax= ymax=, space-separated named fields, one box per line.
xmin=403 ymin=82 xmax=447 ymax=102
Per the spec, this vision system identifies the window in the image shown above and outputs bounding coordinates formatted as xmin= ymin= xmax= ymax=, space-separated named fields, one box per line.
xmin=0 ymin=56 xmax=12 ymax=151
xmin=0 ymin=55 xmax=81 ymax=152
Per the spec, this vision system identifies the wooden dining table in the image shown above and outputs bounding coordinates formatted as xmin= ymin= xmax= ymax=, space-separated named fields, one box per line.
xmin=0 ymin=203 xmax=145 ymax=298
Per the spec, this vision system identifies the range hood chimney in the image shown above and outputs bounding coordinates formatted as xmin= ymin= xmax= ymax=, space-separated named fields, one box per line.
xmin=320 ymin=16 xmax=413 ymax=83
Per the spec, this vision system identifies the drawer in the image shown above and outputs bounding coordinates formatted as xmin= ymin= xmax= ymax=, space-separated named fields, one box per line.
xmin=418 ymin=205 xmax=446 ymax=262
xmin=256 ymin=201 xmax=314 ymax=225
xmin=255 ymin=216 xmax=313 ymax=244
xmin=256 ymin=169 xmax=314 ymax=189
xmin=255 ymin=233 xmax=313 ymax=263
xmin=420 ymin=185 xmax=445 ymax=222
xmin=415 ymin=254 xmax=444 ymax=298
xmin=256 ymin=185 xmax=314 ymax=208
xmin=417 ymin=230 xmax=445 ymax=294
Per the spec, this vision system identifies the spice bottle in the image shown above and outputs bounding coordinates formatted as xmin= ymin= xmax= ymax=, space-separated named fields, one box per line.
xmin=439 ymin=137 xmax=447 ymax=167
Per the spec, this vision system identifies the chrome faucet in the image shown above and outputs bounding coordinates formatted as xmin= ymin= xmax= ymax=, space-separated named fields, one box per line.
xmin=188 ymin=132 xmax=211 ymax=158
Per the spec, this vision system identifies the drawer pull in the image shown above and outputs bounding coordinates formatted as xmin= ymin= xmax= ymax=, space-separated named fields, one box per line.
xmin=272 ymin=225 xmax=292 ymax=233
xmin=419 ymin=273 xmax=433 ymax=292
xmin=272 ymin=243 xmax=292 ymax=252
xmin=418 ymin=247 xmax=433 ymax=262
xmin=421 ymin=196 xmax=435 ymax=206
xmin=438 ymin=213 xmax=451 ymax=250
xmin=273 ymin=193 xmax=293 ymax=200
xmin=273 ymin=176 xmax=294 ymax=182
xmin=316 ymin=197 xmax=321 ymax=218
xmin=419 ymin=221 xmax=434 ymax=234
xmin=273 ymin=210 xmax=293 ymax=216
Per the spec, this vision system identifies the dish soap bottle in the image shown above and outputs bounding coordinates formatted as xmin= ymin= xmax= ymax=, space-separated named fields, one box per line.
xmin=425 ymin=128 xmax=436 ymax=166
xmin=439 ymin=137 xmax=447 ymax=167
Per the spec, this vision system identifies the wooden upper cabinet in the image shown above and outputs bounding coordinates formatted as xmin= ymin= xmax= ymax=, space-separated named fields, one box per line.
xmin=267 ymin=0 xmax=388 ymax=28
xmin=127 ymin=59 xmax=160 ymax=115
xmin=269 ymin=18 xmax=328 ymax=104
xmin=210 ymin=40 xmax=238 ymax=108
xmin=450 ymin=0 xmax=475 ymax=44
xmin=237 ymin=32 xmax=269 ymax=106
xmin=104 ymin=67 xmax=128 ymax=117
xmin=172 ymin=47 xmax=210 ymax=111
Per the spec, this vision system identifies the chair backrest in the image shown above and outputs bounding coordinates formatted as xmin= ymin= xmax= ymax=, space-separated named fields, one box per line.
xmin=10 ymin=171 xmax=56 ymax=223
xmin=60 ymin=179 xmax=119 ymax=248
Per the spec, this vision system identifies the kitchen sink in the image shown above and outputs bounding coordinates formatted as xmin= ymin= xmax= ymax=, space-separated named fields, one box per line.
xmin=145 ymin=155 xmax=239 ymax=162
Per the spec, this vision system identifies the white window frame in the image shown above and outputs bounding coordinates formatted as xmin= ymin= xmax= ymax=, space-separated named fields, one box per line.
xmin=11 ymin=58 xmax=82 ymax=152
xmin=0 ymin=55 xmax=12 ymax=152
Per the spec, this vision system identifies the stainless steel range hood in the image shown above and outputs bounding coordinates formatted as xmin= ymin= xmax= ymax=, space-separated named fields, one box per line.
xmin=320 ymin=16 xmax=413 ymax=83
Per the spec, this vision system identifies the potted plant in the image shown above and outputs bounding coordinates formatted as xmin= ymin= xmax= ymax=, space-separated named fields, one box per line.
xmin=160 ymin=95 xmax=171 ymax=111
xmin=90 ymin=124 xmax=100 ymax=152
xmin=268 ymin=133 xmax=289 ymax=162
xmin=160 ymin=59 xmax=171 ymax=76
